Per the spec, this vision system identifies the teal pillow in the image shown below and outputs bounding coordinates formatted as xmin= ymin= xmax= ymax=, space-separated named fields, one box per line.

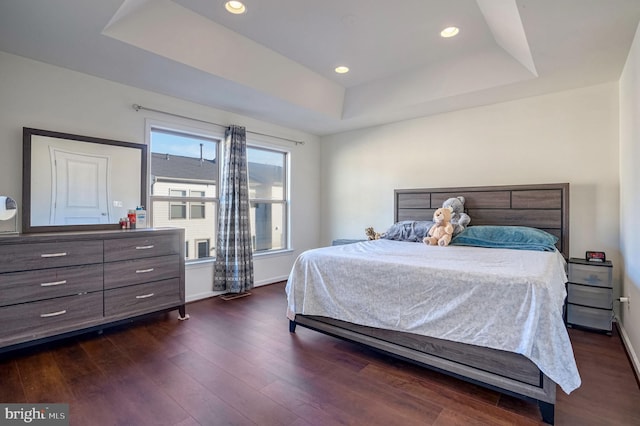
xmin=451 ymin=226 xmax=559 ymax=252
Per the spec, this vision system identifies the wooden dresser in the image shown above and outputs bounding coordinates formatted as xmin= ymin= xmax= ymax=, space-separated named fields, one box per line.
xmin=0 ymin=228 xmax=185 ymax=353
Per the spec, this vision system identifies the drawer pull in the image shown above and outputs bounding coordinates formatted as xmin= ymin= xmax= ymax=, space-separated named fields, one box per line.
xmin=40 ymin=252 xmax=68 ymax=258
xmin=135 ymin=268 xmax=154 ymax=274
xmin=40 ymin=280 xmax=67 ymax=287
xmin=40 ymin=310 xmax=67 ymax=318
xmin=136 ymin=293 xmax=155 ymax=299
xmin=136 ymin=245 xmax=154 ymax=250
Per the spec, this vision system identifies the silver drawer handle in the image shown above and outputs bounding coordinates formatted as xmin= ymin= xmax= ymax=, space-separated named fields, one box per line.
xmin=136 ymin=293 xmax=155 ymax=299
xmin=136 ymin=245 xmax=154 ymax=250
xmin=136 ymin=268 xmax=154 ymax=274
xmin=40 ymin=310 xmax=67 ymax=318
xmin=41 ymin=280 xmax=67 ymax=287
xmin=41 ymin=252 xmax=68 ymax=258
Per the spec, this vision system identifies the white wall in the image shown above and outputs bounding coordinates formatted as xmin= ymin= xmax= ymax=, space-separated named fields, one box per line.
xmin=320 ymin=82 xmax=621 ymax=299
xmin=619 ymin=22 xmax=640 ymax=376
xmin=0 ymin=51 xmax=321 ymax=300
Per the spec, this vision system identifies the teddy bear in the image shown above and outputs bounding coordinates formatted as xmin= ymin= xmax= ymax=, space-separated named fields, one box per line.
xmin=442 ymin=196 xmax=471 ymax=236
xmin=423 ymin=206 xmax=454 ymax=246
xmin=365 ymin=227 xmax=381 ymax=240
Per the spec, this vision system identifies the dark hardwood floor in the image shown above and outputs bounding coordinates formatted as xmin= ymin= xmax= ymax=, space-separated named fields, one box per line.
xmin=1 ymin=281 xmax=638 ymax=425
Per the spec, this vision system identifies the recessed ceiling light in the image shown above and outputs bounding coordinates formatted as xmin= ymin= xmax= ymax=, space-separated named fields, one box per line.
xmin=225 ymin=1 xmax=246 ymax=14
xmin=335 ymin=66 xmax=349 ymax=74
xmin=440 ymin=26 xmax=460 ymax=38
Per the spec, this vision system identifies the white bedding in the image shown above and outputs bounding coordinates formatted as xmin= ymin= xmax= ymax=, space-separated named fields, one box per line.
xmin=285 ymin=239 xmax=581 ymax=394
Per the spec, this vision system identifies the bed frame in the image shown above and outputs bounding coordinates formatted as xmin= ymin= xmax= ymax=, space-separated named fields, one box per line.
xmin=289 ymin=183 xmax=570 ymax=425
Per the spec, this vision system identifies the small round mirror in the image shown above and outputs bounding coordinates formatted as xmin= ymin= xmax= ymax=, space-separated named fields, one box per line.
xmin=0 ymin=196 xmax=17 ymax=221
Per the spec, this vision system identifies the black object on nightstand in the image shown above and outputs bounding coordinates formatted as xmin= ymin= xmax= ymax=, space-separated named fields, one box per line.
xmin=566 ymin=257 xmax=613 ymax=335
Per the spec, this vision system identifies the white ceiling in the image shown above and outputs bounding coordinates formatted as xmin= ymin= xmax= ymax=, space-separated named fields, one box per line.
xmin=1 ymin=0 xmax=639 ymax=136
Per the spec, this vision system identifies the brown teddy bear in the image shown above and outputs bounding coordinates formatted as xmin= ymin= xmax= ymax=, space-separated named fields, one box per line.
xmin=423 ymin=207 xmax=454 ymax=246
xmin=365 ymin=227 xmax=381 ymax=240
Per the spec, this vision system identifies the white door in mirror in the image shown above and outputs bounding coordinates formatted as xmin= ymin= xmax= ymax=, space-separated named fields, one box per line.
xmin=52 ymin=150 xmax=110 ymax=225
xmin=0 ymin=196 xmax=17 ymax=221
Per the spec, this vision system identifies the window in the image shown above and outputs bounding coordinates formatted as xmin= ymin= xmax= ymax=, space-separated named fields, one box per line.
xmin=189 ymin=190 xmax=206 ymax=219
xmin=150 ymin=127 xmax=219 ymax=261
xmin=169 ymin=189 xmax=187 ymax=219
xmin=149 ymin=124 xmax=290 ymax=259
xmin=196 ymin=239 xmax=210 ymax=259
xmin=247 ymin=146 xmax=288 ymax=253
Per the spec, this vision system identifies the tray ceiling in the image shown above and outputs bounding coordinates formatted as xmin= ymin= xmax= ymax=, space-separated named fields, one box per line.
xmin=1 ymin=0 xmax=639 ymax=135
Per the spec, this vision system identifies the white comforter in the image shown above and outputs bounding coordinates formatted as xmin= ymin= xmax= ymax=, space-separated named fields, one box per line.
xmin=285 ymin=239 xmax=581 ymax=394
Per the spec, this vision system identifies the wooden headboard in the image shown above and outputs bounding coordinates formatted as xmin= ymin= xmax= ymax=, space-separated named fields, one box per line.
xmin=394 ymin=183 xmax=569 ymax=259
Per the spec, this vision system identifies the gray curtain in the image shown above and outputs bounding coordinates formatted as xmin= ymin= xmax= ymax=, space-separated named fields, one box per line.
xmin=214 ymin=125 xmax=254 ymax=293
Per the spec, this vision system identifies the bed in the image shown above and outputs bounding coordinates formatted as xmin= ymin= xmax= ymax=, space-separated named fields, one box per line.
xmin=286 ymin=183 xmax=579 ymax=425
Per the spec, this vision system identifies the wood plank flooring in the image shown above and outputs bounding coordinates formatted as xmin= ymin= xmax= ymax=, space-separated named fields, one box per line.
xmin=1 ymin=281 xmax=638 ymax=425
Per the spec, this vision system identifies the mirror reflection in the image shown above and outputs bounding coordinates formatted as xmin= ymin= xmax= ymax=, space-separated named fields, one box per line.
xmin=23 ymin=128 xmax=147 ymax=233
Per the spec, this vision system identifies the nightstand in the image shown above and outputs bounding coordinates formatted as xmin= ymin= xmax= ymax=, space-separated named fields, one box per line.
xmin=566 ymin=258 xmax=613 ymax=334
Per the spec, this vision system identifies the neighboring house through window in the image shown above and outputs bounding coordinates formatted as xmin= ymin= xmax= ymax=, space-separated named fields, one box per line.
xmin=150 ymin=127 xmax=219 ymax=261
xmin=149 ymin=124 xmax=290 ymax=260
xmin=247 ymin=147 xmax=288 ymax=253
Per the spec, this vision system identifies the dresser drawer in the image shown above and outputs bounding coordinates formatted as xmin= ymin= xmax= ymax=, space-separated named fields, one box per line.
xmin=103 ymin=255 xmax=179 ymax=289
xmin=566 ymin=304 xmax=612 ymax=332
xmin=567 ymin=283 xmax=612 ymax=309
xmin=0 ymin=264 xmax=103 ymax=307
xmin=0 ymin=241 xmax=103 ymax=273
xmin=568 ymin=262 xmax=612 ymax=288
xmin=104 ymin=235 xmax=179 ymax=262
xmin=0 ymin=293 xmax=103 ymax=344
xmin=104 ymin=278 xmax=181 ymax=318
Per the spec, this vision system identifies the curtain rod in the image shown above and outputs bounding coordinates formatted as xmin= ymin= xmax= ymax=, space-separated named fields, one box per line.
xmin=132 ymin=104 xmax=305 ymax=146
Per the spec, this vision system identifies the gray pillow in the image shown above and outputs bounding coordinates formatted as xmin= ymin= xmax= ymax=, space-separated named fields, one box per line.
xmin=382 ymin=220 xmax=434 ymax=242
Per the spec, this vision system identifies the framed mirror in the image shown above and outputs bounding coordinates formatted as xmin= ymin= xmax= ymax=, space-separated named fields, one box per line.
xmin=22 ymin=127 xmax=148 ymax=233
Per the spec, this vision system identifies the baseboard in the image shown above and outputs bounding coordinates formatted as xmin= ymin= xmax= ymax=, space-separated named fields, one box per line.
xmin=615 ymin=316 xmax=640 ymax=383
xmin=186 ymin=290 xmax=219 ymax=303
xmin=185 ymin=277 xmax=288 ymax=303
xmin=254 ymin=275 xmax=289 ymax=287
